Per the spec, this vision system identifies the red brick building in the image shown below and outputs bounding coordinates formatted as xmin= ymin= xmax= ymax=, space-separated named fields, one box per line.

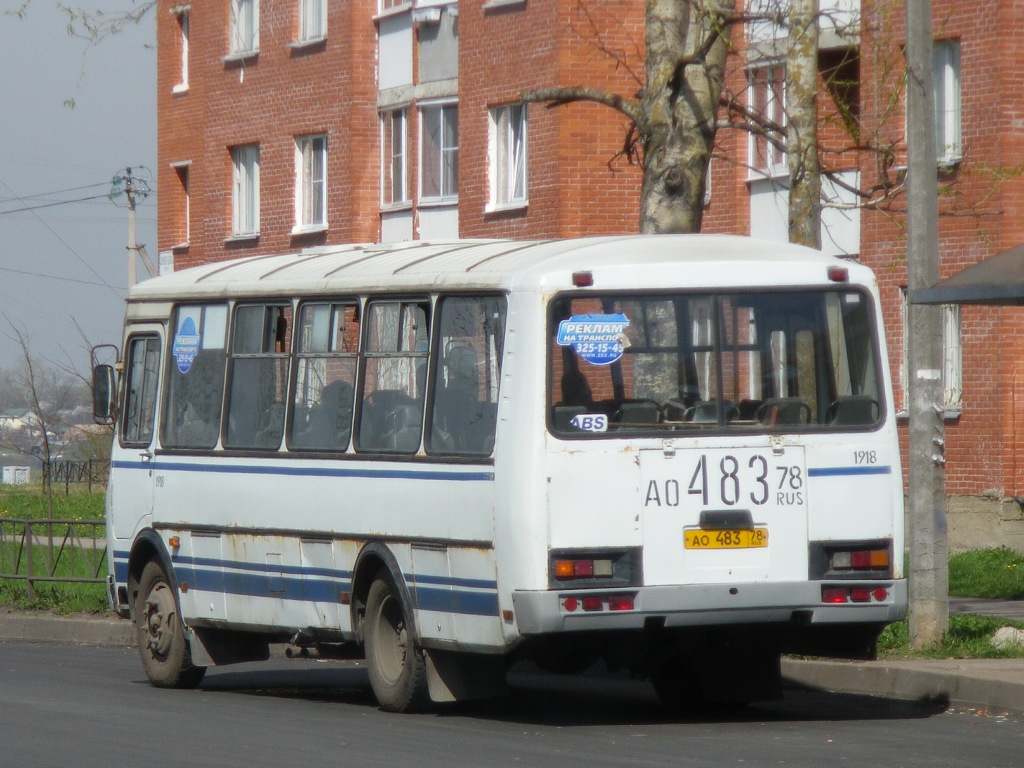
xmin=155 ymin=0 xmax=1024 ymax=547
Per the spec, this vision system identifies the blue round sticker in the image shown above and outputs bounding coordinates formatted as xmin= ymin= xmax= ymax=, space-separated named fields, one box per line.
xmin=172 ymin=317 xmax=201 ymax=374
xmin=556 ymin=313 xmax=630 ymax=365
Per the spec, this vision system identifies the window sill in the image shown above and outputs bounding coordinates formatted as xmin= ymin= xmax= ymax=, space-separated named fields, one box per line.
xmin=381 ymin=201 xmax=414 ymax=213
xmin=289 ymin=37 xmax=327 ymax=52
xmin=225 ymin=233 xmax=260 ymax=244
xmin=483 ymin=0 xmax=526 ymax=10
xmin=418 ymin=197 xmax=458 ymax=209
xmin=291 ymin=224 xmax=328 ymax=236
xmin=172 ymin=83 xmax=189 ymax=95
xmin=170 ymin=241 xmax=190 ymax=252
xmin=223 ymin=49 xmax=259 ymax=64
xmin=485 ymin=200 xmax=528 ymax=214
xmin=374 ymin=3 xmax=412 ymax=22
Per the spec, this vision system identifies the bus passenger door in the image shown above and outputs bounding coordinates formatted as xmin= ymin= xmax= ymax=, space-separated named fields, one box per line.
xmin=110 ymin=330 xmax=164 ymax=542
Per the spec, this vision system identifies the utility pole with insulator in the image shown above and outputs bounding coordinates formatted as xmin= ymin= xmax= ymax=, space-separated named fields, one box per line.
xmin=905 ymin=0 xmax=948 ymax=648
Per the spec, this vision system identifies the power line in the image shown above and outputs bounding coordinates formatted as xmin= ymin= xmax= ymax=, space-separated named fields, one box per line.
xmin=0 ymin=192 xmax=113 ymax=216
xmin=0 ymin=264 xmax=126 ymax=291
xmin=0 ymin=181 xmax=110 ymax=202
xmin=0 ymin=174 xmax=121 ymax=297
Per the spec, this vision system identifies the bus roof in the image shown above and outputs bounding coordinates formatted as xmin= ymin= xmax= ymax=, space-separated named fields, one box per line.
xmin=128 ymin=235 xmax=874 ymax=303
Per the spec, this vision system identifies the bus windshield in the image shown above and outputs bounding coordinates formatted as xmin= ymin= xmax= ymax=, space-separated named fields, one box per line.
xmin=549 ymin=289 xmax=881 ymax=434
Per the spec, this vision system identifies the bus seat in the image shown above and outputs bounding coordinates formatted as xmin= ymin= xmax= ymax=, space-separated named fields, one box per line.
xmin=756 ymin=397 xmax=811 ymax=426
xmin=686 ymin=399 xmax=737 ymax=423
xmin=827 ymin=395 xmax=879 ymax=426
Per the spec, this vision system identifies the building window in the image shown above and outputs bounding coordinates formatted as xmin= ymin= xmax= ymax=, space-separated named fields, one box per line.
xmin=381 ymin=109 xmax=409 ymax=206
xmin=170 ymin=161 xmax=190 ymax=247
xmin=900 ymin=290 xmax=962 ymax=414
xmin=420 ymin=103 xmax=458 ymax=201
xmin=747 ymin=62 xmax=786 ymax=178
xmin=232 ymin=144 xmax=260 ymax=237
xmin=934 ymin=39 xmax=961 ymax=165
xmin=295 ymin=134 xmax=327 ymax=231
xmin=173 ymin=6 xmax=189 ymax=92
xmin=378 ymin=0 xmax=411 ymax=12
xmin=488 ymin=103 xmax=527 ymax=209
xmin=230 ymin=0 xmax=259 ymax=55
xmin=298 ymin=0 xmax=326 ymax=42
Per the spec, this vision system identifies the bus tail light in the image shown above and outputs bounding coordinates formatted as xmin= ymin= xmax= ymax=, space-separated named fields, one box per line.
xmin=549 ymin=548 xmax=640 ymax=589
xmin=821 ymin=585 xmax=890 ymax=604
xmin=562 ymin=593 xmax=637 ymax=613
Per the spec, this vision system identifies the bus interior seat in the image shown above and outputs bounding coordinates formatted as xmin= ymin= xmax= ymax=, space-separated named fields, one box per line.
xmin=827 ymin=395 xmax=879 ymax=426
xmin=294 ymin=380 xmax=353 ymax=449
xmin=612 ymin=400 xmax=661 ymax=424
xmin=686 ymin=399 xmax=737 ymax=423
xmin=756 ymin=397 xmax=812 ymax=426
xmin=361 ymin=390 xmax=421 ymax=452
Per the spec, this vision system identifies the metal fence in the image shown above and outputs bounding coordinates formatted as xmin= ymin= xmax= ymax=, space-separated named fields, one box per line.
xmin=42 ymin=460 xmax=110 ymax=493
xmin=0 ymin=518 xmax=107 ymax=600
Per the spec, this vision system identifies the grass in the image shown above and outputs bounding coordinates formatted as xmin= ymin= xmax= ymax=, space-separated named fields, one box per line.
xmin=949 ymin=547 xmax=1024 ymax=600
xmin=0 ymin=484 xmax=108 ymax=613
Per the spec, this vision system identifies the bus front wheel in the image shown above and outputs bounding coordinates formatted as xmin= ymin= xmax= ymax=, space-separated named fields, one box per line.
xmin=363 ymin=571 xmax=428 ymax=712
xmin=134 ymin=560 xmax=205 ymax=689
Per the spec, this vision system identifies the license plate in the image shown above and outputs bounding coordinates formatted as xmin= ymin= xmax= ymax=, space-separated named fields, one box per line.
xmin=684 ymin=528 xmax=769 ymax=549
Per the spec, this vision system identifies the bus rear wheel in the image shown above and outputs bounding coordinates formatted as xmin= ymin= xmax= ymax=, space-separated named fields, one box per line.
xmin=134 ymin=560 xmax=205 ymax=689
xmin=363 ymin=571 xmax=428 ymax=712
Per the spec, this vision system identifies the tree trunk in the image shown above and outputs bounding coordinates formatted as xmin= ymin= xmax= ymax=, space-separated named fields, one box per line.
xmin=639 ymin=0 xmax=733 ymax=234
xmin=786 ymin=0 xmax=821 ymax=248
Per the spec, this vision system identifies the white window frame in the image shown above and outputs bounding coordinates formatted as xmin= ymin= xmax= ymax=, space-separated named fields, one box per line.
xmin=230 ymin=0 xmax=259 ymax=56
xmin=747 ymin=61 xmax=787 ymax=179
xmin=231 ymin=144 xmax=260 ymax=238
xmin=900 ymin=289 xmax=962 ymax=415
xmin=488 ymin=103 xmax=527 ymax=210
xmin=934 ymin=39 xmax=962 ymax=166
xmin=381 ymin=108 xmax=410 ymax=207
xmin=298 ymin=0 xmax=326 ymax=43
xmin=295 ymin=134 xmax=328 ymax=232
xmin=172 ymin=5 xmax=190 ymax=93
xmin=420 ymin=102 xmax=459 ymax=203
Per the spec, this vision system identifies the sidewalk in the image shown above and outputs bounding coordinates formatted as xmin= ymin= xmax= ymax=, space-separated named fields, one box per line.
xmin=3 ymin=601 xmax=1024 ymax=716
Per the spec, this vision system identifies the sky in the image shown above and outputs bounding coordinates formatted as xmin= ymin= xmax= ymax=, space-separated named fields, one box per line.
xmin=0 ymin=1 xmax=156 ymax=373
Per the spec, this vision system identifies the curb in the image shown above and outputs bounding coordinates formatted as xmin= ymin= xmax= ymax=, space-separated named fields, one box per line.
xmin=782 ymin=657 xmax=1024 ymax=716
xmin=0 ymin=610 xmax=134 ymax=648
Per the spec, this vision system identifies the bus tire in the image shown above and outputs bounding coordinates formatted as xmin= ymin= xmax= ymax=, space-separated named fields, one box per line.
xmin=364 ymin=571 xmax=428 ymax=712
xmin=134 ymin=560 xmax=205 ymax=689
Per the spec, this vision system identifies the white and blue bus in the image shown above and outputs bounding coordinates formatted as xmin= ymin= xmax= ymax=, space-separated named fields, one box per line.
xmin=95 ymin=235 xmax=905 ymax=711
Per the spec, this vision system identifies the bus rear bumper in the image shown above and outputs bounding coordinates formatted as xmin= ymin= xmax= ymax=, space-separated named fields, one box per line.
xmin=512 ymin=579 xmax=908 ymax=635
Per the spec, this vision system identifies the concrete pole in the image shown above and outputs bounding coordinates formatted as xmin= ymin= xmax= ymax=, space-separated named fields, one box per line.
xmin=126 ymin=168 xmax=138 ymax=288
xmin=905 ymin=0 xmax=948 ymax=647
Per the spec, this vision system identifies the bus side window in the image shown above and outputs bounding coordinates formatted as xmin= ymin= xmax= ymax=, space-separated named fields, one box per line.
xmin=357 ymin=300 xmax=429 ymax=454
xmin=428 ymin=296 xmax=506 ymax=456
xmin=121 ymin=335 xmax=162 ymax=447
xmin=162 ymin=304 xmax=228 ymax=450
xmin=225 ymin=304 xmax=292 ymax=450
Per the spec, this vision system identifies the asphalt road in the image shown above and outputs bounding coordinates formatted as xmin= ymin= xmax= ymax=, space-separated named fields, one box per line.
xmin=2 ymin=641 xmax=1022 ymax=768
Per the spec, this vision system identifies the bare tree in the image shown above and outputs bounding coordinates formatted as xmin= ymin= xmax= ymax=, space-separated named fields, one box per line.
xmin=3 ymin=320 xmax=78 ymax=512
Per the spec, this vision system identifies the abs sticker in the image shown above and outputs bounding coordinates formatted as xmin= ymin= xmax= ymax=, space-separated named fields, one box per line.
xmin=172 ymin=316 xmax=201 ymax=374
xmin=570 ymin=413 xmax=608 ymax=432
xmin=556 ymin=313 xmax=630 ymax=365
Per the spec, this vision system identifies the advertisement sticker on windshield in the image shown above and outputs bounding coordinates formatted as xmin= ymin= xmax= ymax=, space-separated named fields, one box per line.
xmin=556 ymin=313 xmax=630 ymax=365
xmin=173 ymin=316 xmax=201 ymax=374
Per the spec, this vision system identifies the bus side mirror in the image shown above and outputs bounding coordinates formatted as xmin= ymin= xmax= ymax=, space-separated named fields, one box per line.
xmin=93 ymin=363 xmax=117 ymax=424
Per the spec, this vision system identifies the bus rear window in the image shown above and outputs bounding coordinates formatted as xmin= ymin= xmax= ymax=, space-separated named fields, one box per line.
xmin=548 ymin=291 xmax=881 ymax=435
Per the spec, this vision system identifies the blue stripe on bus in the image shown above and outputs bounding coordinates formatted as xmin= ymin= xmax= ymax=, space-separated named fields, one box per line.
xmin=112 ymin=551 xmax=498 ymax=617
xmin=110 ymin=459 xmax=494 ymax=482
xmin=807 ymin=465 xmax=892 ymax=477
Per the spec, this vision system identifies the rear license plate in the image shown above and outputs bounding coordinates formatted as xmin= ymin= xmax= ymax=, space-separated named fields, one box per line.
xmin=684 ymin=528 xmax=769 ymax=549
